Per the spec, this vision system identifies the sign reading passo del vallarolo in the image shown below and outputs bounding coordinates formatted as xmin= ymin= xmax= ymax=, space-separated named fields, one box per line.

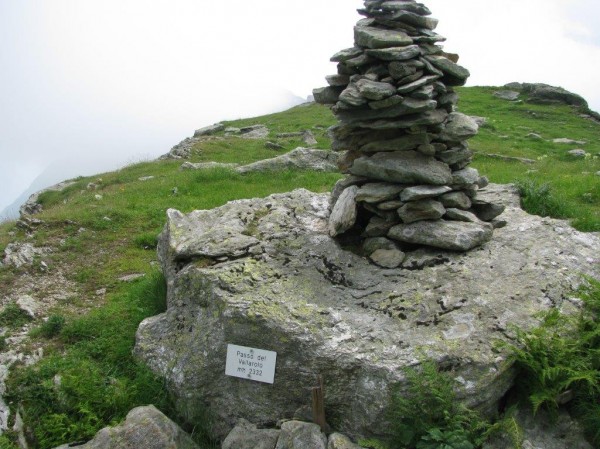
xmin=225 ymin=344 xmax=277 ymax=384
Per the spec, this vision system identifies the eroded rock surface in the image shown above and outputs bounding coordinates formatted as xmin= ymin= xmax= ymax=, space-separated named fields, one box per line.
xmin=135 ymin=186 xmax=600 ymax=439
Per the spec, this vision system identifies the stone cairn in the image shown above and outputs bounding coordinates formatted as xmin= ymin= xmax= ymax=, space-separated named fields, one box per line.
xmin=313 ymin=0 xmax=505 ymax=268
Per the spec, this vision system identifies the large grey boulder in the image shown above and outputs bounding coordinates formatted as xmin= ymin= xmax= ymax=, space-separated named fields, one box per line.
xmin=53 ymin=405 xmax=199 ymax=449
xmin=135 ymin=185 xmax=600 ymax=440
xmin=327 ymin=433 xmax=363 ymax=449
xmin=235 ymin=148 xmax=339 ymax=174
xmin=527 ymin=85 xmax=588 ymax=107
xmin=160 ymin=136 xmax=201 ymax=160
xmin=240 ymin=125 xmax=270 ymax=139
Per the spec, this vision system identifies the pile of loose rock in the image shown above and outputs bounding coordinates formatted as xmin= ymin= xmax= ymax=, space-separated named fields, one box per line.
xmin=314 ymin=0 xmax=504 ymax=266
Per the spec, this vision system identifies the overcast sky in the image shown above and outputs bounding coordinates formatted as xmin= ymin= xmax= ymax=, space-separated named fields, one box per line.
xmin=1 ymin=0 xmax=599 ymax=218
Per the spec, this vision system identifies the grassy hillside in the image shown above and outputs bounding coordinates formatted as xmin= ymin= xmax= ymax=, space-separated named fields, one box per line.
xmin=461 ymin=86 xmax=600 ymax=231
xmin=0 ymin=87 xmax=599 ymax=448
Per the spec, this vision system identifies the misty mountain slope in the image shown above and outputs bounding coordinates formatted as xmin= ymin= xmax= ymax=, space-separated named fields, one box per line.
xmin=0 ymin=86 xmax=598 ymax=448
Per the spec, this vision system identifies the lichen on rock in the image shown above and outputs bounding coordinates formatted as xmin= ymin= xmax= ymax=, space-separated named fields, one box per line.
xmin=135 ymin=185 xmax=600 ymax=439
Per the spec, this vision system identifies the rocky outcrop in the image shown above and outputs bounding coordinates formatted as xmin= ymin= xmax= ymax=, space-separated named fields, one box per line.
xmin=194 ymin=123 xmax=225 ymax=137
xmin=178 ymin=148 xmax=340 ymax=174
xmin=1 ymin=243 xmax=44 ymax=268
xmin=494 ymin=90 xmax=520 ymax=101
xmin=313 ymin=0 xmax=503 ymax=254
xmin=135 ymin=185 xmax=600 ymax=440
xmin=161 ymin=124 xmax=273 ymax=160
xmin=180 ymin=162 xmax=240 ymax=170
xmin=19 ymin=181 xmax=76 ymax=217
xmin=235 ymin=148 xmax=340 ymax=174
xmin=53 ymin=405 xmax=199 ymax=449
xmin=504 ymin=82 xmax=596 ymax=114
xmin=240 ymin=125 xmax=270 ymax=139
xmin=160 ymin=136 xmax=202 ymax=160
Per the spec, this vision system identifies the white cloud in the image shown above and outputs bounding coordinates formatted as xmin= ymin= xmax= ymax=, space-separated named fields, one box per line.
xmin=428 ymin=0 xmax=600 ymax=111
xmin=1 ymin=0 xmax=599 ymax=214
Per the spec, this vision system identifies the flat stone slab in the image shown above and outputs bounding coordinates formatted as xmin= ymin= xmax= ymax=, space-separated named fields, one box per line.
xmin=235 ymin=148 xmax=340 ymax=174
xmin=354 ymin=26 xmax=413 ymax=49
xmin=350 ymin=151 xmax=452 ymax=185
xmin=135 ymin=185 xmax=600 ymax=440
xmin=389 ymin=219 xmax=492 ymax=250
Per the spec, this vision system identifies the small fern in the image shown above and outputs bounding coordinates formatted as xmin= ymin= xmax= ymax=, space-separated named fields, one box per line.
xmin=387 ymin=362 xmax=492 ymax=448
xmin=358 ymin=438 xmax=390 ymax=449
xmin=505 ymin=278 xmax=600 ymax=446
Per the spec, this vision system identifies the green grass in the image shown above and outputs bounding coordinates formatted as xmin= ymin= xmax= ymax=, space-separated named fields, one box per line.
xmin=458 ymin=86 xmax=600 ymax=231
xmin=5 ymin=272 xmax=186 ymax=449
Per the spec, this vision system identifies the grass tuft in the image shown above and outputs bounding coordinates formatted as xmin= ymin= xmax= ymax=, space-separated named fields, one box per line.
xmin=29 ymin=315 xmax=66 ymax=339
xmin=515 ymin=179 xmax=568 ymax=218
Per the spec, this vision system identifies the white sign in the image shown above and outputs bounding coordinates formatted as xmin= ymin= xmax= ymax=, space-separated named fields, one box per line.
xmin=225 ymin=344 xmax=277 ymax=384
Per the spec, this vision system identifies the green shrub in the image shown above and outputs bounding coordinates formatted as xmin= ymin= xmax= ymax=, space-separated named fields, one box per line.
xmin=416 ymin=427 xmax=474 ymax=449
xmin=388 ymin=361 xmax=491 ymax=449
xmin=0 ymin=434 xmax=19 ymax=449
xmin=358 ymin=438 xmax=390 ymax=449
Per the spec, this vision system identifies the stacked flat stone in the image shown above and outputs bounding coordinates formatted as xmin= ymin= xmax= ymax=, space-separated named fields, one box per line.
xmin=313 ymin=0 xmax=504 ymax=264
